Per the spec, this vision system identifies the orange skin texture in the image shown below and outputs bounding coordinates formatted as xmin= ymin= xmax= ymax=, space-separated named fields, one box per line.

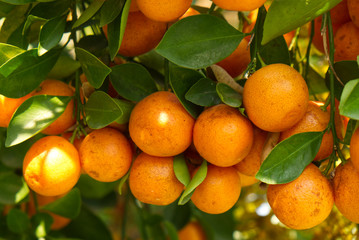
xmin=279 ymin=101 xmax=333 ymax=161
xmin=238 ymin=172 xmax=259 ymax=187
xmin=191 ymin=165 xmax=241 ymax=214
xmin=348 ymin=0 xmax=359 ymax=28
xmin=178 ymin=221 xmax=206 ymax=240
xmin=129 ymin=152 xmax=184 ymax=205
xmin=213 ymin=0 xmax=267 ymax=11
xmin=136 ymin=0 xmax=192 ymax=22
xmin=193 ymin=104 xmax=253 ymax=167
xmin=234 ymin=127 xmax=267 ymax=176
xmin=267 ymin=164 xmax=334 ymax=230
xmin=79 ymin=128 xmax=133 ymax=182
xmin=179 ymin=7 xmax=200 ymax=20
xmin=333 ymin=161 xmax=359 ymax=223
xmin=216 ymin=38 xmax=251 ymax=78
xmin=129 ymin=91 xmax=195 ymax=157
xmin=350 ymin=127 xmax=359 ymax=172
xmin=34 ymin=79 xmax=75 ymax=135
xmin=334 ymin=22 xmax=359 ymax=61
xmin=129 ymin=0 xmax=139 ymax=12
xmin=23 ymin=136 xmax=81 ymax=196
xmin=243 ymin=63 xmax=309 ymax=132
xmin=311 ymin=17 xmax=341 ymax=53
xmin=330 ymin=0 xmax=351 ymax=25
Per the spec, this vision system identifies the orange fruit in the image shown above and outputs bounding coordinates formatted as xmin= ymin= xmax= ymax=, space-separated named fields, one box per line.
xmin=79 ymin=127 xmax=133 ymax=182
xmin=129 ymin=152 xmax=184 ymax=205
xmin=216 ymin=38 xmax=251 ymax=78
xmin=348 ymin=0 xmax=359 ymax=28
xmin=243 ymin=63 xmax=309 ymax=132
xmin=279 ymin=101 xmax=333 ymax=161
xmin=213 ymin=0 xmax=267 ymax=11
xmin=333 ymin=161 xmax=359 ymax=223
xmin=311 ymin=17 xmax=342 ymax=53
xmin=0 ymin=93 xmax=33 ymax=128
xmin=61 ymin=132 xmax=84 ymax=151
xmin=136 ymin=0 xmax=192 ymax=22
xmin=191 ymin=164 xmax=241 ymax=214
xmin=129 ymin=91 xmax=195 ymax=157
xmin=178 ymin=221 xmax=206 ymax=240
xmin=350 ymin=127 xmax=359 ymax=172
xmin=267 ymin=164 xmax=334 ymax=230
xmin=179 ymin=7 xmax=200 ymax=20
xmin=330 ymin=0 xmax=351 ymax=25
xmin=23 ymin=136 xmax=81 ymax=196
xmin=334 ymin=22 xmax=359 ymax=61
xmin=238 ymin=172 xmax=259 ymax=187
xmin=129 ymin=0 xmax=139 ymax=12
xmin=193 ymin=104 xmax=253 ymax=167
xmin=34 ymin=79 xmax=76 ymax=135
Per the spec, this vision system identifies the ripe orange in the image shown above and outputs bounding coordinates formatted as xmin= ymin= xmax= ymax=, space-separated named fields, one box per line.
xmin=193 ymin=104 xmax=253 ymax=167
xmin=0 ymin=93 xmax=33 ymax=128
xmin=213 ymin=0 xmax=267 ymax=12
xmin=333 ymin=161 xmax=359 ymax=223
xmin=334 ymin=22 xmax=359 ymax=61
xmin=350 ymin=127 xmax=359 ymax=172
xmin=178 ymin=221 xmax=206 ymax=240
xmin=238 ymin=172 xmax=259 ymax=187
xmin=267 ymin=164 xmax=334 ymax=230
xmin=136 ymin=0 xmax=192 ymax=22
xmin=129 ymin=152 xmax=184 ymax=205
xmin=243 ymin=63 xmax=309 ymax=132
xmin=129 ymin=0 xmax=139 ymax=12
xmin=34 ymin=79 xmax=76 ymax=135
xmin=348 ymin=0 xmax=359 ymax=28
xmin=79 ymin=127 xmax=133 ymax=182
xmin=311 ymin=17 xmax=342 ymax=53
xmin=23 ymin=136 xmax=81 ymax=196
xmin=129 ymin=91 xmax=195 ymax=157
xmin=330 ymin=0 xmax=351 ymax=25
xmin=191 ymin=164 xmax=241 ymax=214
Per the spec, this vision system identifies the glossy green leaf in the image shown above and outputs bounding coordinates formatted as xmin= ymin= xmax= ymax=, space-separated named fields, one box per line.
xmin=77 ymin=174 xmax=118 ymax=199
xmin=262 ymin=0 xmax=341 ymax=44
xmin=110 ymin=63 xmax=157 ymax=101
xmin=156 ymin=15 xmax=243 ymax=69
xmin=216 ymin=83 xmax=242 ymax=108
xmin=0 ymin=2 xmax=15 ymax=17
xmin=6 ymin=208 xmax=30 ymax=234
xmin=31 ymin=212 xmax=53 ymax=238
xmin=163 ymin=221 xmax=179 ymax=240
xmin=0 ymin=173 xmax=29 ymax=204
xmin=6 ymin=95 xmax=71 ymax=147
xmin=344 ymin=119 xmax=357 ymax=145
xmin=73 ymin=0 xmax=105 ymax=28
xmin=339 ymin=79 xmax=359 ymax=120
xmin=118 ymin=171 xmax=129 ymax=195
xmin=0 ymin=43 xmax=25 ymax=65
xmin=29 ymin=0 xmax=71 ymax=19
xmin=48 ymin=54 xmax=81 ymax=79
xmin=307 ymin=66 xmax=329 ymax=94
xmin=23 ymin=15 xmax=47 ymax=37
xmin=1 ymin=0 xmax=35 ymax=4
xmin=41 ymin=188 xmax=81 ymax=219
xmin=164 ymin=202 xmax=191 ymax=230
xmin=113 ymin=99 xmax=134 ymax=124
xmin=185 ymin=78 xmax=221 ymax=107
xmin=99 ymin=0 xmax=125 ymax=27
xmin=256 ymin=131 xmax=323 ymax=184
xmin=0 ymin=5 xmax=29 ymax=45
xmin=173 ymin=154 xmax=191 ymax=187
xmin=75 ymin=47 xmax=111 ymax=89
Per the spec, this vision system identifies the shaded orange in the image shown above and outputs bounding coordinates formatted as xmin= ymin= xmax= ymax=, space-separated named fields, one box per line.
xmin=334 ymin=22 xmax=359 ymax=61
xmin=178 ymin=221 xmax=206 ymax=240
xmin=311 ymin=17 xmax=342 ymax=53
xmin=213 ymin=0 xmax=267 ymax=12
xmin=348 ymin=0 xmax=359 ymax=28
xmin=238 ymin=172 xmax=259 ymax=187
xmin=330 ymin=0 xmax=351 ymax=25
xmin=350 ymin=127 xmax=359 ymax=172
xmin=129 ymin=0 xmax=139 ymax=12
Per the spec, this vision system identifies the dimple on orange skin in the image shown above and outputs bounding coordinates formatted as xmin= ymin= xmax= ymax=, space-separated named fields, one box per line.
xmin=243 ymin=63 xmax=309 ymax=133
xmin=193 ymin=104 xmax=253 ymax=167
xmin=334 ymin=22 xmax=359 ymax=61
xmin=79 ymin=128 xmax=133 ymax=182
xmin=191 ymin=165 xmax=241 ymax=214
xmin=0 ymin=93 xmax=33 ymax=128
xmin=178 ymin=221 xmax=207 ymax=240
xmin=267 ymin=164 xmax=334 ymax=230
xmin=213 ymin=0 xmax=267 ymax=12
xmin=129 ymin=152 xmax=184 ymax=206
xmin=348 ymin=0 xmax=359 ymax=28
xmin=129 ymin=91 xmax=195 ymax=157
xmin=23 ymin=136 xmax=81 ymax=197
xmin=350 ymin=127 xmax=359 ymax=172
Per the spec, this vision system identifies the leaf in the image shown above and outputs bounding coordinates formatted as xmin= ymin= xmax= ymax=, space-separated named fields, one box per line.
xmin=0 ymin=172 xmax=29 ymax=204
xmin=110 ymin=63 xmax=157 ymax=101
xmin=75 ymin=47 xmax=111 ymax=89
xmin=31 ymin=212 xmax=53 ymax=238
xmin=164 ymin=202 xmax=191 ymax=230
xmin=344 ymin=119 xmax=357 ymax=145
xmin=339 ymin=79 xmax=359 ymax=120
xmin=77 ymin=174 xmax=118 ymax=199
xmin=185 ymin=78 xmax=221 ymax=107
xmin=0 ymin=2 xmax=15 ymax=18
xmin=163 ymin=221 xmax=179 ymax=240
xmin=178 ymin=160 xmax=207 ymax=205
xmin=307 ymin=66 xmax=329 ymax=94
xmin=118 ymin=171 xmax=129 ymax=195
xmin=173 ymin=154 xmax=191 ymax=187
xmin=1 ymin=0 xmax=35 ymax=4
xmin=29 ymin=0 xmax=71 ymax=19
xmin=113 ymin=99 xmax=134 ymax=124
xmin=0 ymin=5 xmax=28 ymax=44
xmin=73 ymin=0 xmax=105 ymax=28
xmin=262 ymin=0 xmax=341 ymax=44
xmin=216 ymin=83 xmax=242 ymax=108
xmin=256 ymin=131 xmax=323 ymax=184
xmin=48 ymin=54 xmax=81 ymax=79
xmin=5 ymin=95 xmax=71 ymax=147
xmin=99 ymin=0 xmax=125 ymax=27
xmin=41 ymin=188 xmax=81 ymax=219
xmin=6 ymin=208 xmax=30 ymax=234
xmin=0 ymin=48 xmax=61 ymax=98
xmin=0 ymin=43 xmax=25 ymax=66
xmin=156 ymin=15 xmax=244 ymax=69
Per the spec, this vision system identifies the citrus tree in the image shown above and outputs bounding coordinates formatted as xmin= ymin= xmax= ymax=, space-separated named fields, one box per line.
xmin=0 ymin=0 xmax=359 ymax=239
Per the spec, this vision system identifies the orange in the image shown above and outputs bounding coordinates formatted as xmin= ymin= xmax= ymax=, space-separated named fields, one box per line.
xmin=178 ymin=221 xmax=206 ymax=240
xmin=179 ymin=7 xmax=200 ymax=20
xmin=129 ymin=91 xmax=195 ymax=157
xmin=243 ymin=63 xmax=309 ymax=132
xmin=191 ymin=164 xmax=241 ymax=214
xmin=311 ymin=17 xmax=342 ymax=53
xmin=129 ymin=152 xmax=184 ymax=205
xmin=279 ymin=101 xmax=333 ymax=161
xmin=350 ymin=127 xmax=359 ymax=172
xmin=193 ymin=104 xmax=253 ymax=167
xmin=348 ymin=0 xmax=359 ymax=28
xmin=23 ymin=136 xmax=81 ymax=196
xmin=333 ymin=161 xmax=359 ymax=223
xmin=267 ymin=164 xmax=334 ymax=230
xmin=238 ymin=172 xmax=259 ymax=187
xmin=330 ymin=0 xmax=351 ymax=25
xmin=79 ymin=127 xmax=133 ymax=182
xmin=61 ymin=132 xmax=84 ymax=151
xmin=136 ymin=0 xmax=192 ymax=22
xmin=129 ymin=0 xmax=139 ymax=12
xmin=34 ymin=79 xmax=76 ymax=135
xmin=0 ymin=93 xmax=33 ymax=128
xmin=213 ymin=0 xmax=267 ymax=11
xmin=216 ymin=38 xmax=251 ymax=78
xmin=334 ymin=22 xmax=359 ymax=61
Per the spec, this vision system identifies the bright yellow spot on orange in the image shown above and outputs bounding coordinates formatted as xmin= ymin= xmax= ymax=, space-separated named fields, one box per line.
xmin=158 ymin=112 xmax=169 ymax=126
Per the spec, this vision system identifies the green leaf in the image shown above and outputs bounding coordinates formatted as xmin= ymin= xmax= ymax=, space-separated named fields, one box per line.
xmin=156 ymin=15 xmax=244 ymax=69
xmin=77 ymin=174 xmax=118 ymax=199
xmin=0 ymin=5 xmax=29 ymax=45
xmin=216 ymin=83 xmax=242 ymax=108
xmin=163 ymin=221 xmax=179 ymax=240
xmin=344 ymin=119 xmax=357 ymax=145
xmin=0 ymin=43 xmax=25 ymax=66
xmin=262 ymin=0 xmax=341 ymax=44
xmin=48 ymin=54 xmax=81 ymax=79
xmin=0 ymin=2 xmax=15 ymax=17
xmin=179 ymin=160 xmax=207 ymax=205
xmin=31 ymin=212 xmax=53 ymax=238
xmin=118 ymin=171 xmax=129 ymax=195
xmin=73 ymin=0 xmax=105 ymax=28
xmin=6 ymin=208 xmax=30 ymax=234
xmin=307 ymin=66 xmax=329 ymax=95
xmin=339 ymin=79 xmax=359 ymax=120
xmin=164 ymin=202 xmax=191 ymax=230
xmin=5 ymin=95 xmax=71 ymax=147
xmin=110 ymin=63 xmax=157 ymax=102
xmin=29 ymin=0 xmax=71 ymax=19
xmin=173 ymin=154 xmax=191 ymax=187
xmin=0 ymin=48 xmax=61 ymax=98
xmin=185 ymin=78 xmax=221 ymax=107
xmin=1 ymin=0 xmax=35 ymax=4
xmin=256 ymin=131 xmax=323 ymax=184
xmin=41 ymin=188 xmax=81 ymax=219
xmin=99 ymin=0 xmax=125 ymax=27
xmin=113 ymin=99 xmax=134 ymax=124
xmin=0 ymin=173 xmax=29 ymax=204
xmin=75 ymin=47 xmax=111 ymax=89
